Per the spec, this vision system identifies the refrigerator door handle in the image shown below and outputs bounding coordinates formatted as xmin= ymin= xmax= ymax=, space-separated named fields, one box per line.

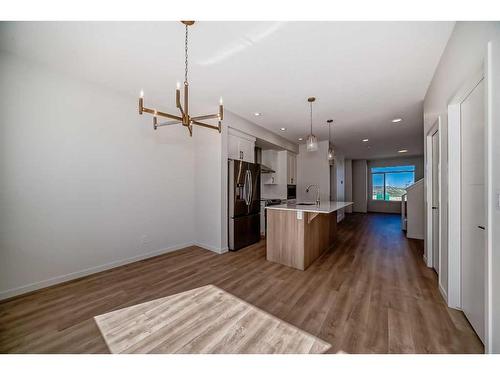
xmin=242 ymin=170 xmax=248 ymax=207
xmin=248 ymin=169 xmax=253 ymax=205
xmin=243 ymin=170 xmax=248 ymax=206
xmin=246 ymin=170 xmax=251 ymax=206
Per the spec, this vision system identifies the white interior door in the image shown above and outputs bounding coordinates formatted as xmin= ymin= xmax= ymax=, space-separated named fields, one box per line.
xmin=431 ymin=130 xmax=440 ymax=273
xmin=461 ymin=79 xmax=486 ymax=343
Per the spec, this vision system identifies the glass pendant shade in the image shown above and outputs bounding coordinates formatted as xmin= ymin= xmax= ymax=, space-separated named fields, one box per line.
xmin=306 ymin=134 xmax=319 ymax=152
xmin=326 ymin=119 xmax=334 ymax=162
xmin=306 ymin=97 xmax=318 ymax=152
xmin=327 ymin=145 xmax=335 ymax=161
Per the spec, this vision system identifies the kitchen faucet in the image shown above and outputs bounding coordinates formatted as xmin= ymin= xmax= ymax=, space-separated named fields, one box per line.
xmin=306 ymin=184 xmax=320 ymax=205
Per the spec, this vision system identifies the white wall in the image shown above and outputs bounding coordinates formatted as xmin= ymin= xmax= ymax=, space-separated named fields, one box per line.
xmin=0 ymin=52 xmax=199 ymax=299
xmin=367 ymin=156 xmax=424 ymax=214
xmin=345 ymin=159 xmax=353 ymax=213
xmin=423 ymin=22 xmax=500 ymax=352
xmin=297 ymin=140 xmax=331 ymax=202
xmin=352 ymin=160 xmax=368 ymax=213
xmin=488 ymin=39 xmax=500 ymax=354
xmin=193 ymin=127 xmax=223 ymax=253
xmin=423 ymin=22 xmax=499 ymax=299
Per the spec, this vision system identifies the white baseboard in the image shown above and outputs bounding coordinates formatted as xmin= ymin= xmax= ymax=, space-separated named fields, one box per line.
xmin=193 ymin=242 xmax=227 ymax=254
xmin=438 ymin=282 xmax=448 ymax=304
xmin=0 ymin=242 xmax=194 ymax=301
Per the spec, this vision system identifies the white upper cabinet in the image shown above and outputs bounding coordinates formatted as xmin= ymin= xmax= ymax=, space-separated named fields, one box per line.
xmin=228 ymin=128 xmax=255 ymax=163
xmin=262 ymin=150 xmax=279 ymax=185
xmin=287 ymin=152 xmax=297 ymax=185
xmin=262 ymin=150 xmax=296 ymax=185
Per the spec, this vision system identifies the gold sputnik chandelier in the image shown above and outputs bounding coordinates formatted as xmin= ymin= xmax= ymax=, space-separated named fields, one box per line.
xmin=138 ymin=21 xmax=223 ymax=135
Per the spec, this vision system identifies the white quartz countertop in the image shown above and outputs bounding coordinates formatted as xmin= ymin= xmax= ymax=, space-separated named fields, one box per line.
xmin=265 ymin=201 xmax=353 ymax=214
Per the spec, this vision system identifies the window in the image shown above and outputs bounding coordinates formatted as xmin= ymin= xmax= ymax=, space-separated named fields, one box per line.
xmin=371 ymin=165 xmax=415 ymax=201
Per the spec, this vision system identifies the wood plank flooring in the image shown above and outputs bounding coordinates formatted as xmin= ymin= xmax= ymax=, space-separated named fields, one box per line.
xmin=0 ymin=213 xmax=484 ymax=353
xmin=94 ymin=284 xmax=331 ymax=353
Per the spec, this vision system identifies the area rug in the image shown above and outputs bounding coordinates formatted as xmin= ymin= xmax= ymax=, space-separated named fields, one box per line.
xmin=94 ymin=284 xmax=331 ymax=354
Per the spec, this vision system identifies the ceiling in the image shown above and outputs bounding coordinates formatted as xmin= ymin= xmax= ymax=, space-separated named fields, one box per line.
xmin=0 ymin=21 xmax=454 ymax=159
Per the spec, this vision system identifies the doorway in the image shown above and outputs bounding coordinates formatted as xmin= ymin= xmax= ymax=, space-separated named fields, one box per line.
xmin=460 ymin=78 xmax=486 ymax=343
xmin=431 ymin=129 xmax=440 ymax=274
xmin=425 ymin=117 xmax=442 ymax=288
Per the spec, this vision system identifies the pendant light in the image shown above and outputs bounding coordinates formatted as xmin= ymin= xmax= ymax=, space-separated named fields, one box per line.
xmin=327 ymin=119 xmax=335 ymax=163
xmin=306 ymin=97 xmax=318 ymax=152
xmin=138 ymin=21 xmax=223 ymax=135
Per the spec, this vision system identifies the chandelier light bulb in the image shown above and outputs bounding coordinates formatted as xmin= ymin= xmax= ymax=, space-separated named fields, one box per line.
xmin=219 ymin=97 xmax=223 ymax=105
xmin=140 ymin=90 xmax=144 ymax=98
xmin=176 ymin=82 xmax=181 ymax=90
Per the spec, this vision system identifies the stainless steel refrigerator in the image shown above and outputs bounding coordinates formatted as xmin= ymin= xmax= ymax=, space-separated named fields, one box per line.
xmin=228 ymin=159 xmax=261 ymax=251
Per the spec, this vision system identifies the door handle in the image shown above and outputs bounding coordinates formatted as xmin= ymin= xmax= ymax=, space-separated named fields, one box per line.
xmin=245 ymin=170 xmax=250 ymax=205
xmin=478 ymin=226 xmax=485 ymax=230
xmin=248 ymin=170 xmax=253 ymax=204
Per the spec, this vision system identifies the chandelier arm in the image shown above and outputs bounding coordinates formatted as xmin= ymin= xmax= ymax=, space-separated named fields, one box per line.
xmin=178 ymin=103 xmax=186 ymax=119
xmin=142 ymin=107 xmax=182 ymax=121
xmin=191 ymin=120 xmax=220 ymax=131
xmin=156 ymin=120 xmax=182 ymax=127
xmin=191 ymin=113 xmax=220 ymax=121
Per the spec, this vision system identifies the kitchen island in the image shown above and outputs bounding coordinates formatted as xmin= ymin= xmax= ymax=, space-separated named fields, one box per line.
xmin=265 ymin=201 xmax=353 ymax=270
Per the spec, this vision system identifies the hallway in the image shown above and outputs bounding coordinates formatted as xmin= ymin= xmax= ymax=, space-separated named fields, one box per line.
xmin=0 ymin=214 xmax=483 ymax=353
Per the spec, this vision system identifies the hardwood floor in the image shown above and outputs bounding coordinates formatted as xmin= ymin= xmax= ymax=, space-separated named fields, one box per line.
xmin=94 ymin=284 xmax=331 ymax=353
xmin=0 ymin=213 xmax=484 ymax=353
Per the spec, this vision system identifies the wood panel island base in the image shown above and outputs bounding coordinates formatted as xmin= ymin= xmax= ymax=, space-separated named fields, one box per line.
xmin=266 ymin=201 xmax=353 ymax=270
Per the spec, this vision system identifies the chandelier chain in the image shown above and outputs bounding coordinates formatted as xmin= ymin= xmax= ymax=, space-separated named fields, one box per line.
xmin=184 ymin=24 xmax=189 ymax=83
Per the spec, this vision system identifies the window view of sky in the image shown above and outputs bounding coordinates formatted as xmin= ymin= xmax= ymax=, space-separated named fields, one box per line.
xmin=372 ymin=166 xmax=415 ymax=201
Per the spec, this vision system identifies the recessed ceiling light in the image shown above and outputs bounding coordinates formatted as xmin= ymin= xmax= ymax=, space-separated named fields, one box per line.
xmin=392 ymin=118 xmax=403 ymax=123
xmin=254 ymin=112 xmax=262 ymax=116
xmin=280 ymin=127 xmax=286 ymax=131
xmin=398 ymin=149 xmax=408 ymax=153
xmin=362 ymin=139 xmax=369 ymax=142
xmin=298 ymin=138 xmax=303 ymax=141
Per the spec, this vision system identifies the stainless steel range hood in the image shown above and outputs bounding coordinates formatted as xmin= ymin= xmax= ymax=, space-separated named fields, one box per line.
xmin=260 ymin=164 xmax=275 ymax=174
xmin=255 ymin=147 xmax=275 ymax=174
